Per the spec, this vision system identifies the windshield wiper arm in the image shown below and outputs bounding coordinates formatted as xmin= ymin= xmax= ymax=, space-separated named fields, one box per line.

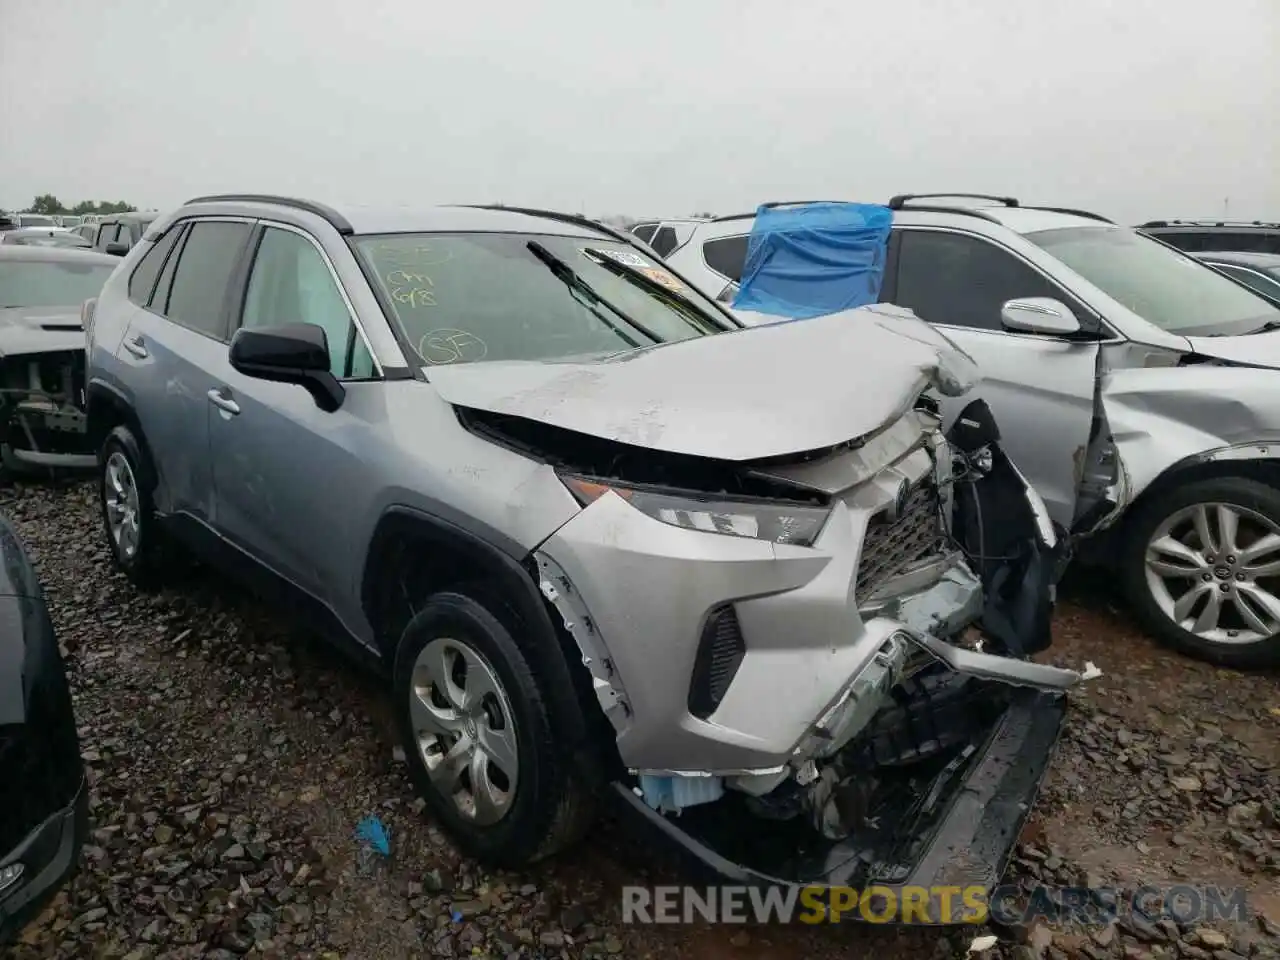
xmin=584 ymin=251 xmax=729 ymax=332
xmin=525 ymin=241 xmax=663 ymax=345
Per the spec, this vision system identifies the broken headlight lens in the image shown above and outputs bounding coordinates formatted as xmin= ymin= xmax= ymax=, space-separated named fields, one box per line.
xmin=560 ymin=474 xmax=831 ymax=547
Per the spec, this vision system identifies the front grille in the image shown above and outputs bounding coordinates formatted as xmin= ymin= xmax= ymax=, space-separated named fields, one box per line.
xmin=854 ymin=480 xmax=943 ymax=605
xmin=687 ymin=605 xmax=747 ymax=720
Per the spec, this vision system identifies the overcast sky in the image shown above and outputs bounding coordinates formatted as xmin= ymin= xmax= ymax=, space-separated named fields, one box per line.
xmin=2 ymin=0 xmax=1276 ymax=223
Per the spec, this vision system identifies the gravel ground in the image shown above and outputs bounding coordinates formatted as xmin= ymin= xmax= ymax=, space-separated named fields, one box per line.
xmin=4 ymin=479 xmax=1279 ymax=960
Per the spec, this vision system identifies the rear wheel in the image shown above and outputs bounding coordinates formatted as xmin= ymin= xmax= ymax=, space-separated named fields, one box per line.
xmin=99 ymin=426 xmax=167 ymax=590
xmin=1121 ymin=477 xmax=1280 ymax=669
xmin=393 ymin=590 xmax=594 ymax=865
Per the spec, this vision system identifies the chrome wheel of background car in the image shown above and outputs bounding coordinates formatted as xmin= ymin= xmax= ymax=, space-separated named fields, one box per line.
xmin=409 ymin=637 xmax=519 ymax=826
xmin=104 ymin=451 xmax=141 ymax=559
xmin=1144 ymin=501 xmax=1280 ymax=645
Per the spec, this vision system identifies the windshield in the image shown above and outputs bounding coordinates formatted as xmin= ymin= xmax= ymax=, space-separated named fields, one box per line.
xmin=0 ymin=260 xmax=116 ymax=308
xmin=352 ymin=232 xmax=729 ymax=366
xmin=19 ymin=215 xmax=57 ymax=228
xmin=1028 ymin=226 xmax=1280 ymax=335
xmin=11 ymin=233 xmax=92 ymax=248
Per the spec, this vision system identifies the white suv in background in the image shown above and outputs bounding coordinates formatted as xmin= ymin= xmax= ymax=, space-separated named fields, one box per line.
xmin=666 ymin=193 xmax=1280 ymax=669
xmin=627 ymin=217 xmax=710 ymax=258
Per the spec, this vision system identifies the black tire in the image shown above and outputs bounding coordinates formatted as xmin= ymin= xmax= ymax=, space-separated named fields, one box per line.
xmin=98 ymin=425 xmax=167 ymax=591
xmin=393 ymin=590 xmax=595 ymax=866
xmin=1120 ymin=476 xmax=1280 ymax=669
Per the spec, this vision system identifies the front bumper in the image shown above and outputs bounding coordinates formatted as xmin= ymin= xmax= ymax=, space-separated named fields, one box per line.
xmin=615 ymin=688 xmax=1067 ymax=924
xmin=0 ymin=776 xmax=89 ymax=945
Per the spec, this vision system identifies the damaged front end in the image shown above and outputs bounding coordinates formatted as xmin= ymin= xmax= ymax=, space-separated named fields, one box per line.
xmin=508 ymin=396 xmax=1078 ymax=922
xmin=0 ymin=311 xmax=93 ymax=474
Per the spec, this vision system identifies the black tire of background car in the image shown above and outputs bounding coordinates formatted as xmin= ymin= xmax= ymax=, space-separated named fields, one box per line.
xmin=98 ymin=425 xmax=169 ymax=592
xmin=393 ymin=590 xmax=596 ymax=866
xmin=1120 ymin=476 xmax=1280 ymax=669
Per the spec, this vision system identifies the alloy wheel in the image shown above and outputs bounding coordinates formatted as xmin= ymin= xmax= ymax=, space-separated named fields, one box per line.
xmin=104 ymin=451 xmax=141 ymax=560
xmin=408 ymin=637 xmax=519 ymax=825
xmin=1144 ymin=501 xmax=1280 ymax=645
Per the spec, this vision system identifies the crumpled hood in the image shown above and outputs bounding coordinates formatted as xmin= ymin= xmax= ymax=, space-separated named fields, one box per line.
xmin=1184 ymin=329 xmax=1280 ymax=369
xmin=427 ymin=303 xmax=978 ymax=461
xmin=0 ymin=306 xmax=86 ymax=357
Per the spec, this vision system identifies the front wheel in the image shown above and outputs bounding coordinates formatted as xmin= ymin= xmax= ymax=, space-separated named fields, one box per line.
xmin=1120 ymin=476 xmax=1280 ymax=669
xmin=392 ymin=590 xmax=594 ymax=866
xmin=98 ymin=426 xmax=168 ymax=591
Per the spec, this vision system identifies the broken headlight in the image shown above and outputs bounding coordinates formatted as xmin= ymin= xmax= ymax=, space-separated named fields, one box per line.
xmin=560 ymin=474 xmax=831 ymax=547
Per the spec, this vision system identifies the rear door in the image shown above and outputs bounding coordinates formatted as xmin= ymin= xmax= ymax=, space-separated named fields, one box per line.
xmin=116 ymin=217 xmax=256 ymax=521
xmin=882 ymin=228 xmax=1103 ymax=529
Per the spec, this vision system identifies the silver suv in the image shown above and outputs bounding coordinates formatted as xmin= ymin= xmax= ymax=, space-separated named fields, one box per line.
xmin=84 ymin=194 xmax=1083 ymax=910
xmin=667 ymin=194 xmax=1280 ymax=669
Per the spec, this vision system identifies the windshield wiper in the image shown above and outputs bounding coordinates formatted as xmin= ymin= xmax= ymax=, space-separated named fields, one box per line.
xmin=525 ymin=241 xmax=662 ymax=346
xmin=1252 ymin=319 xmax=1280 ymax=334
xmin=583 ymin=251 xmax=728 ymax=332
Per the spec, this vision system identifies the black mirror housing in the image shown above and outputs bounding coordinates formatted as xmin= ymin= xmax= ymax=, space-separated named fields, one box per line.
xmin=228 ymin=323 xmax=345 ymax=412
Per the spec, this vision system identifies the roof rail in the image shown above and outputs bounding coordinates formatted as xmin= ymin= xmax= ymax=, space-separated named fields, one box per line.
xmin=1023 ymin=205 xmax=1114 ymax=224
xmin=184 ymin=194 xmax=353 ymax=235
xmin=885 ymin=204 xmax=1005 ymax=225
xmin=1139 ymin=218 xmax=1280 ymax=229
xmin=710 ymin=200 xmax=847 ymax=223
xmin=457 ymin=204 xmax=642 ymax=246
xmin=888 ymin=193 xmax=1019 ymax=210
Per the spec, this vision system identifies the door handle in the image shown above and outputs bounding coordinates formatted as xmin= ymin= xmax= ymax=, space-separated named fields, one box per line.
xmin=207 ymin=389 xmax=241 ymax=416
xmin=123 ymin=334 xmax=148 ymax=359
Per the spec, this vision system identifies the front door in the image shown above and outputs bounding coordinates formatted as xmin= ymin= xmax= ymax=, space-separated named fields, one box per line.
xmin=206 ymin=224 xmax=377 ymax=603
xmin=884 ymin=228 xmax=1102 ymax=530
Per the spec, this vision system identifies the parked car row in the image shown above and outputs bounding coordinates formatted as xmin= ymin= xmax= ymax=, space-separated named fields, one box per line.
xmin=3 ymin=190 xmax=1279 ymax=941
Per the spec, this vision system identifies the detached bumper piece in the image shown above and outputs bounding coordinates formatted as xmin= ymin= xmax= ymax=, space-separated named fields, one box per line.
xmin=616 ymin=683 xmax=1066 ymax=926
xmin=0 ymin=779 xmax=88 ymax=944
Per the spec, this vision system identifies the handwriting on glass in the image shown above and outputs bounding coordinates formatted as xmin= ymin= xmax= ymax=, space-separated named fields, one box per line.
xmin=419 ymin=328 xmax=488 ymax=365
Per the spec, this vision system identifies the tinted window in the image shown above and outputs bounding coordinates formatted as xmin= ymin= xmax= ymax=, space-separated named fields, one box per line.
xmin=127 ymin=228 xmax=183 ymax=305
xmin=94 ymin=224 xmax=119 ymax=250
xmin=703 ymin=235 xmax=749 ymax=282
xmin=19 ymin=215 xmax=57 ymax=228
xmin=893 ymin=231 xmax=1062 ymax=331
xmin=1211 ymin=263 xmax=1280 ymax=301
xmin=1147 ymin=230 xmax=1209 ymax=252
xmin=163 ymin=221 xmax=252 ymax=338
xmin=650 ymin=226 xmax=678 ymax=257
xmin=631 ymin=223 xmax=657 ymax=243
xmin=0 ymin=259 xmax=117 ymax=308
xmin=352 ymin=232 xmax=725 ymax=367
xmin=150 ymin=225 xmax=188 ymax=311
xmin=1029 ymin=226 xmax=1280 ymax=335
xmin=241 ymin=227 xmax=370 ymax=378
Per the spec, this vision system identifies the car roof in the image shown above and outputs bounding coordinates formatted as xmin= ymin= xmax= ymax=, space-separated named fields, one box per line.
xmin=178 ymin=195 xmax=620 ymax=240
xmin=0 ymin=244 xmax=120 ymax=265
xmin=102 ymin=211 xmax=157 ymax=223
xmin=1196 ymin=250 xmax=1280 ymax=269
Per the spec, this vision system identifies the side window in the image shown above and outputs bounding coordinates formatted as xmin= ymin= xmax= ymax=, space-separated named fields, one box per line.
xmin=650 ymin=226 xmax=678 ymax=257
xmin=1215 ymin=264 xmax=1280 ymax=301
xmin=703 ymin=235 xmax=749 ymax=283
xmin=241 ymin=227 xmax=366 ymax=378
xmin=150 ymin=224 xmax=189 ymax=312
xmin=94 ymin=224 xmax=118 ymax=250
xmin=164 ymin=220 xmax=253 ymax=339
xmin=631 ymin=223 xmax=657 ymax=243
xmin=127 ymin=227 xmax=183 ymax=305
xmin=893 ymin=230 xmax=1063 ymax=332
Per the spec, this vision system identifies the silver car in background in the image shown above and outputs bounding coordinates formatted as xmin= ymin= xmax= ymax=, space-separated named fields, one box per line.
xmin=666 ymin=195 xmax=1280 ymax=669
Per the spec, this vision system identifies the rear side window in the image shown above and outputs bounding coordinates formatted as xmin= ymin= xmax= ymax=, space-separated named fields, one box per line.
xmin=127 ymin=227 xmax=183 ymax=305
xmin=163 ymin=220 xmax=253 ymax=339
xmin=650 ymin=226 xmax=678 ymax=257
xmin=703 ymin=235 xmax=749 ymax=282
xmin=94 ymin=224 xmax=118 ymax=250
xmin=631 ymin=223 xmax=657 ymax=243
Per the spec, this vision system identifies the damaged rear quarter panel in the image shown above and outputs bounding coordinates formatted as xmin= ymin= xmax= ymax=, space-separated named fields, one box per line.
xmin=1101 ymin=363 xmax=1280 ymax=502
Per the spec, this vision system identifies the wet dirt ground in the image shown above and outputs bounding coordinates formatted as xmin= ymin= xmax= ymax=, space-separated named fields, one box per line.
xmin=4 ymin=481 xmax=1278 ymax=960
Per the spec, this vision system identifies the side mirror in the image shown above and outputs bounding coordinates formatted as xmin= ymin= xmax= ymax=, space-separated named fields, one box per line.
xmin=1000 ymin=297 xmax=1081 ymax=336
xmin=105 ymin=241 xmax=130 ymax=257
xmin=228 ymin=323 xmax=345 ymax=412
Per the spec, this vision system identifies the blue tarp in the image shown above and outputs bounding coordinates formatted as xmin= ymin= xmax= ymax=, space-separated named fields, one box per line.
xmin=731 ymin=202 xmax=893 ymax=319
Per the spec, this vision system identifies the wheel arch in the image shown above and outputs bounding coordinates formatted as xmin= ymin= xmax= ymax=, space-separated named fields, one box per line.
xmin=360 ymin=505 xmax=593 ymax=749
xmin=86 ymin=379 xmax=159 ymax=492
